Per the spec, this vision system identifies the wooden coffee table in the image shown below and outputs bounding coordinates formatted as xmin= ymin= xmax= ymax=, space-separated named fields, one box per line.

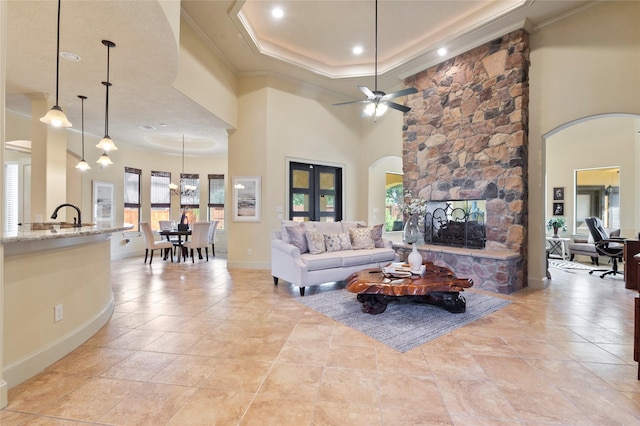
xmin=345 ymin=262 xmax=473 ymax=315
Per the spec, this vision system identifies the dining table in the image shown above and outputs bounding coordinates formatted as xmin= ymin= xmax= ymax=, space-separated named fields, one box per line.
xmin=159 ymin=229 xmax=191 ymax=262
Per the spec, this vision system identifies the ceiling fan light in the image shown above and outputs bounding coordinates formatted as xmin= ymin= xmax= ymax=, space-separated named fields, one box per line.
xmin=376 ymin=103 xmax=388 ymax=117
xmin=96 ymin=135 xmax=118 ymax=151
xmin=40 ymin=105 xmax=72 ymax=128
xmin=364 ymin=103 xmax=376 ymax=116
xmin=96 ymin=152 xmax=113 ymax=166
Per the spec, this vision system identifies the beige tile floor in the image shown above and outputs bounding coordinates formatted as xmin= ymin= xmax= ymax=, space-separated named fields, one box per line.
xmin=2 ymin=256 xmax=640 ymax=425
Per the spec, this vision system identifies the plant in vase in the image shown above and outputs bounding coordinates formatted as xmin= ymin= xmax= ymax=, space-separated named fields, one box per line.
xmin=402 ymin=191 xmax=427 ymax=271
xmin=546 ymin=216 xmax=566 ymax=238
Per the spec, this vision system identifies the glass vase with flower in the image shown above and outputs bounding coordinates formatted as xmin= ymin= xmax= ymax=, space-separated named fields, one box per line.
xmin=402 ymin=192 xmax=427 ymax=271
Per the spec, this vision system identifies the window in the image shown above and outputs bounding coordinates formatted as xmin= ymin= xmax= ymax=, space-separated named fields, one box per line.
xmin=385 ymin=173 xmax=403 ymax=232
xmin=124 ymin=167 xmax=141 ymax=232
xmin=4 ymin=162 xmax=18 ymax=233
xmin=208 ymin=174 xmax=225 ymax=230
xmin=150 ymin=171 xmax=171 ymax=230
xmin=181 ymin=173 xmax=199 ymax=223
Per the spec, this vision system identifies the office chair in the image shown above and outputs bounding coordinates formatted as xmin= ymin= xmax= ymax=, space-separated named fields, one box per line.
xmin=585 ymin=216 xmax=624 ymax=279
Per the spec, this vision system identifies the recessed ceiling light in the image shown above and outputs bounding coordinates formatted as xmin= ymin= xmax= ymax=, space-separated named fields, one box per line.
xmin=437 ymin=47 xmax=447 ymax=57
xmin=60 ymin=51 xmax=81 ymax=61
xmin=352 ymin=46 xmax=363 ymax=55
xmin=272 ymin=7 xmax=284 ymax=19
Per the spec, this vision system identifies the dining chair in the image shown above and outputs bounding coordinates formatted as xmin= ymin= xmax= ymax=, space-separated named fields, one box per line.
xmin=159 ymin=220 xmax=181 ymax=255
xmin=183 ymin=222 xmax=211 ymax=262
xmin=208 ymin=220 xmax=219 ymax=257
xmin=141 ymin=222 xmax=173 ymax=264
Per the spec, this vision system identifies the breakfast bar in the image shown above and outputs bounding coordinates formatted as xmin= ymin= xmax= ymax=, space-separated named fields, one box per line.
xmin=1 ymin=223 xmax=131 ymax=390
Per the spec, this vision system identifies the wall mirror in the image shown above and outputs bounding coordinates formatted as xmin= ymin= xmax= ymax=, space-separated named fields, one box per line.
xmin=575 ymin=166 xmax=620 ymax=234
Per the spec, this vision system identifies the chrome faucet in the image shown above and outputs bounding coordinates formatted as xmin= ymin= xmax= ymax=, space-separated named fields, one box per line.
xmin=50 ymin=203 xmax=82 ymax=227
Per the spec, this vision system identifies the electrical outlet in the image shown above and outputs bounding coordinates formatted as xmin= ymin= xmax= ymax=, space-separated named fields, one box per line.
xmin=54 ymin=304 xmax=63 ymax=322
xmin=247 ymin=248 xmax=252 ymax=256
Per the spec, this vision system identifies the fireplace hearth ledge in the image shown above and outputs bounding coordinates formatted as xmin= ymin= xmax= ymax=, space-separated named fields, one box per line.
xmin=394 ymin=243 xmax=519 ymax=260
xmin=393 ymin=243 xmax=524 ymax=294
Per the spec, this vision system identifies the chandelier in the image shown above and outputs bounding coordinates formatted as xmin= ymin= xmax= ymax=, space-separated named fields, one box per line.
xmin=169 ymin=135 xmax=197 ymax=196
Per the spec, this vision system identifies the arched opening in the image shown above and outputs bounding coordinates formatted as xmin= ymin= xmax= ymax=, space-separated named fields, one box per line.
xmin=542 ymin=113 xmax=640 ymax=273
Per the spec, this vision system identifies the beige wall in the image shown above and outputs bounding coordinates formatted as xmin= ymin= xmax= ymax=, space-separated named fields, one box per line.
xmin=4 ymin=110 xmax=229 ymax=258
xmin=546 ymin=116 xmax=638 ymax=238
xmin=175 ymin=16 xmax=238 ymax=129
xmin=227 ymin=75 xmax=400 ymax=269
xmin=529 ymin=0 xmax=640 ymax=288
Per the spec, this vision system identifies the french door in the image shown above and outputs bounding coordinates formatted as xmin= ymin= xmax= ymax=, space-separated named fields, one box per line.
xmin=289 ymin=161 xmax=342 ymax=222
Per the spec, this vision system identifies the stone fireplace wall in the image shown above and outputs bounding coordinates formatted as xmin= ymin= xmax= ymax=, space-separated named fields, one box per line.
xmin=401 ymin=30 xmax=530 ymax=292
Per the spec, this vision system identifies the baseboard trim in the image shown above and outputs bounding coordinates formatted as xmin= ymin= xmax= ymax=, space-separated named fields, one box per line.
xmin=3 ymin=295 xmax=114 ymax=390
xmin=0 ymin=379 xmax=7 ymax=408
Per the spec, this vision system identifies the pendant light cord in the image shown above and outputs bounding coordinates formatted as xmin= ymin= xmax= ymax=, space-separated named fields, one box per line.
xmin=81 ymin=96 xmax=85 ymax=158
xmin=55 ymin=0 xmax=61 ymax=105
xmin=103 ymin=47 xmax=110 ymax=137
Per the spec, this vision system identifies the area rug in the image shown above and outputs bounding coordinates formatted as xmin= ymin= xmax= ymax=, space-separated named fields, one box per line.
xmin=297 ymin=290 xmax=511 ymax=352
xmin=548 ymin=259 xmax=595 ymax=270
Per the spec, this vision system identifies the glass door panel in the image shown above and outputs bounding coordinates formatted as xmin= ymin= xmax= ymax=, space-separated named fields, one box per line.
xmin=289 ymin=162 xmax=342 ymax=222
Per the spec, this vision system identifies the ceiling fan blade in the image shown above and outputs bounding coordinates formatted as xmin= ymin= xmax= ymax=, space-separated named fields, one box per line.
xmin=382 ymin=100 xmax=411 ymax=113
xmin=358 ymin=85 xmax=376 ymax=99
xmin=332 ymin=99 xmax=370 ymax=106
xmin=383 ymin=87 xmax=418 ymax=100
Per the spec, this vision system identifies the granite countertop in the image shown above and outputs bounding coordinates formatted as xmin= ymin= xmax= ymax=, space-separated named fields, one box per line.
xmin=1 ymin=224 xmax=133 ymax=244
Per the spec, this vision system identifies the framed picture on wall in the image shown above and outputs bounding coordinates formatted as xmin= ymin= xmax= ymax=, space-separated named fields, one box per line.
xmin=553 ymin=187 xmax=564 ymax=200
xmin=93 ymin=180 xmax=115 ymax=226
xmin=553 ymin=202 xmax=564 ymax=216
xmin=232 ymin=176 xmax=261 ymax=222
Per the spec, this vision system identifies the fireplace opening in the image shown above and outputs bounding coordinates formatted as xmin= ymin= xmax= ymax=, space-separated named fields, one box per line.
xmin=424 ymin=200 xmax=486 ymax=249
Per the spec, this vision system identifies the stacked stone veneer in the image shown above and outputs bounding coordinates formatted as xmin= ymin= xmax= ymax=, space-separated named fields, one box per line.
xmin=402 ymin=30 xmax=530 ymax=294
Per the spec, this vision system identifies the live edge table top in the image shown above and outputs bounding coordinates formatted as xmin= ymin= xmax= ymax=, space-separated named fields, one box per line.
xmin=345 ymin=262 xmax=473 ymax=314
xmin=345 ymin=262 xmax=473 ymax=296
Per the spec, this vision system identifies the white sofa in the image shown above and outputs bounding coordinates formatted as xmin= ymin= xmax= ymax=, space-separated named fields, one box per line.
xmin=271 ymin=220 xmax=399 ymax=296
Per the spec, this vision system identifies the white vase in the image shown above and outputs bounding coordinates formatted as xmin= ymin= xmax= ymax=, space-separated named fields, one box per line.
xmin=408 ymin=243 xmax=422 ymax=271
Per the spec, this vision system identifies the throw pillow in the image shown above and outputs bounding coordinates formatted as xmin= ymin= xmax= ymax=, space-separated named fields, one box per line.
xmin=358 ymin=223 xmax=385 ymax=248
xmin=285 ymin=224 xmax=308 ymax=253
xmin=349 ymin=227 xmax=375 ymax=249
xmin=324 ymin=232 xmax=353 ymax=252
xmin=305 ymin=229 xmax=326 ymax=254
xmin=280 ymin=220 xmax=299 ymax=243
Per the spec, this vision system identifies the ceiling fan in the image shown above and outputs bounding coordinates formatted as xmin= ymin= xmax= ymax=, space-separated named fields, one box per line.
xmin=333 ymin=0 xmax=418 ymax=119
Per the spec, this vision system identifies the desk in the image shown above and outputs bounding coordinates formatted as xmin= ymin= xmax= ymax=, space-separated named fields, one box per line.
xmin=159 ymin=229 xmax=191 ymax=262
xmin=546 ymin=236 xmax=570 ymax=260
xmin=624 ymin=239 xmax=640 ymax=290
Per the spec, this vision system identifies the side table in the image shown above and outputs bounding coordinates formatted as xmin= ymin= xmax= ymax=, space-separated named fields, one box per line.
xmin=545 ymin=236 xmax=571 ymax=260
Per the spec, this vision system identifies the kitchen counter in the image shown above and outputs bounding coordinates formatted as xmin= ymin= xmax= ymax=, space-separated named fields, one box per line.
xmin=1 ymin=223 xmax=132 ymax=393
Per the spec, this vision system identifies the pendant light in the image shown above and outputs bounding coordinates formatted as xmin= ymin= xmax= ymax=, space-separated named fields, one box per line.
xmin=40 ymin=0 xmax=72 ymax=128
xmin=96 ymin=152 xmax=113 ymax=166
xmin=96 ymin=40 xmax=117 ymax=152
xmin=75 ymin=95 xmax=90 ymax=171
xmin=169 ymin=135 xmax=196 ymax=196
